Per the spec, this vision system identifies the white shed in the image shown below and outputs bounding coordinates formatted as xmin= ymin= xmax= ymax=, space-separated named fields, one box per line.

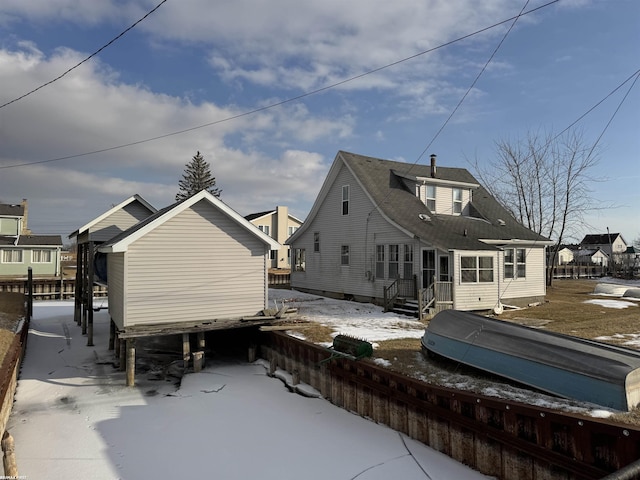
xmin=98 ymin=190 xmax=280 ymax=334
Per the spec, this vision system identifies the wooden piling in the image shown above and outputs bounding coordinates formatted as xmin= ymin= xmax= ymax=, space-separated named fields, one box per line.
xmin=108 ymin=319 xmax=115 ymax=351
xmin=248 ymin=345 xmax=257 ymax=363
xmin=86 ymin=241 xmax=94 ymax=346
xmin=193 ymin=351 xmax=204 ymax=372
xmin=118 ymin=339 xmax=126 ymax=372
xmin=126 ymin=339 xmax=136 ymax=386
xmin=182 ymin=333 xmax=191 ymax=370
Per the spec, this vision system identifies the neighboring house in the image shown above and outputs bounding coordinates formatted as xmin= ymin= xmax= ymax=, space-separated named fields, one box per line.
xmin=69 ymin=194 xmax=157 ymax=326
xmin=98 ymin=190 xmax=280 ymax=332
xmin=245 ymin=206 xmax=303 ymax=269
xmin=0 ymin=199 xmax=62 ymax=277
xmin=580 ymin=233 xmax=627 ymax=257
xmin=574 ymin=247 xmax=609 ymax=267
xmin=69 ymin=194 xmax=157 ymax=246
xmin=548 ymin=245 xmax=576 ymax=265
xmin=287 ymin=151 xmax=553 ymax=312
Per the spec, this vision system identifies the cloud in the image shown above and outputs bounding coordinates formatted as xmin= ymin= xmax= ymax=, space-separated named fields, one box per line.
xmin=0 ymin=41 xmax=341 ymax=235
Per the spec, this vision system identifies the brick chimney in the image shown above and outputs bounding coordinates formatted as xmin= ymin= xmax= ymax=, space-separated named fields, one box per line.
xmin=430 ymin=154 xmax=437 ymax=178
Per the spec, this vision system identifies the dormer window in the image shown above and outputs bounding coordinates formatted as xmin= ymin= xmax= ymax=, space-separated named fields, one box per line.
xmin=426 ymin=185 xmax=436 ymax=211
xmin=453 ymin=188 xmax=462 ymax=214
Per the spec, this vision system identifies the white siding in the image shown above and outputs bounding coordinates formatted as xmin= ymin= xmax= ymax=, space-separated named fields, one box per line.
xmin=107 ymin=253 xmax=126 ymax=330
xmin=500 ymin=247 xmax=546 ymax=302
xmin=90 ymin=202 xmax=153 ymax=242
xmin=291 ymin=164 xmax=415 ymax=300
xmin=453 ymin=247 xmax=546 ymax=310
xmin=120 ymin=200 xmax=268 ymax=327
xmin=452 ymin=250 xmax=500 ymax=310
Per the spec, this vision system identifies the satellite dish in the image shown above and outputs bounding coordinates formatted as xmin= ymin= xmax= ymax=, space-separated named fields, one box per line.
xmin=419 ymin=213 xmax=431 ymax=222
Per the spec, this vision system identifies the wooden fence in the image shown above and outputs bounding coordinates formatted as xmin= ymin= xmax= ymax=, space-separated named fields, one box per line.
xmin=0 ymin=278 xmax=107 ymax=300
xmin=261 ymin=331 xmax=640 ymax=480
xmin=549 ymin=265 xmax=607 ymax=279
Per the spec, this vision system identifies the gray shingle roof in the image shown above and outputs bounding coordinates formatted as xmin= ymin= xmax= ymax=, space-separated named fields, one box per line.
xmin=0 ymin=203 xmax=24 ymax=216
xmin=340 ymin=151 xmax=550 ymax=251
xmin=0 ymin=235 xmax=63 ymax=246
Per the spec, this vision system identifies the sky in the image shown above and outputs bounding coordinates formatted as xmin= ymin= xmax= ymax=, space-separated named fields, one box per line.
xmin=10 ymin=280 xmax=638 ymax=478
xmin=0 ymin=0 xmax=638 ymax=245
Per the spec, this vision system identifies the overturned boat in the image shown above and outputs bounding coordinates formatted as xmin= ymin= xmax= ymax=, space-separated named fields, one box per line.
xmin=421 ymin=310 xmax=640 ymax=411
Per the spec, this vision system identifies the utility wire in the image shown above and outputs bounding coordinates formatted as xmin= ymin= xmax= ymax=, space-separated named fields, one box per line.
xmin=413 ymin=0 xmax=532 ymax=166
xmin=0 ymin=0 xmax=559 ymax=170
xmin=0 ymin=0 xmax=168 ymax=110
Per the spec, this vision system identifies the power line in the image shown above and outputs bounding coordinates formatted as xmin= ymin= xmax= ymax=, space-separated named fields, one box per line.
xmin=413 ymin=0 xmax=532 ymax=166
xmin=0 ymin=0 xmax=168 ymax=110
xmin=0 ymin=0 xmax=559 ymax=170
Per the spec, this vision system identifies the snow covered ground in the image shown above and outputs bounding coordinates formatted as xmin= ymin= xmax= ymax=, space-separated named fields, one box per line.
xmin=8 ymin=301 xmax=490 ymax=480
xmin=7 ymin=278 xmax=639 ymax=478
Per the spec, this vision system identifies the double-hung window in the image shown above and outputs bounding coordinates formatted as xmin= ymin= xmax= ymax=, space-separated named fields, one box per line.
xmin=2 ymin=249 xmax=23 ymax=263
xmin=293 ymin=249 xmax=306 ymax=272
xmin=375 ymin=245 xmax=385 ymax=279
xmin=388 ymin=244 xmax=399 ymax=278
xmin=403 ymin=244 xmax=414 ymax=279
xmin=504 ymin=248 xmax=526 ymax=279
xmin=32 ymin=249 xmax=52 ymax=263
xmin=341 ymin=245 xmax=350 ymax=266
xmin=258 ymin=225 xmax=270 ymax=235
xmin=461 ymin=256 xmax=493 ymax=283
xmin=313 ymin=232 xmax=320 ymax=252
xmin=453 ymin=188 xmax=462 ymax=214
xmin=426 ymin=185 xmax=436 ymax=211
xmin=342 ymin=185 xmax=350 ymax=215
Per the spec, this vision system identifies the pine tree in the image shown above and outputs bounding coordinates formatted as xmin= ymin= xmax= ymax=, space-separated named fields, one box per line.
xmin=175 ymin=151 xmax=221 ymax=201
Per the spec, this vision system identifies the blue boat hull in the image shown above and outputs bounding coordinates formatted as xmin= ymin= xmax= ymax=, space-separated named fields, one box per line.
xmin=421 ymin=310 xmax=640 ymax=411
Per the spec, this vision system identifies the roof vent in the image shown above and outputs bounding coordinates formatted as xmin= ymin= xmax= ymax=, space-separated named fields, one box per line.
xmin=419 ymin=213 xmax=431 ymax=222
xmin=430 ymin=154 xmax=437 ymax=178
xmin=497 ymin=219 xmax=506 ymax=226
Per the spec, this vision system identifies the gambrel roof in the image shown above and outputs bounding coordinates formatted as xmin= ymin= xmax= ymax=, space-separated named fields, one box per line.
xmin=290 ymin=151 xmax=551 ymax=251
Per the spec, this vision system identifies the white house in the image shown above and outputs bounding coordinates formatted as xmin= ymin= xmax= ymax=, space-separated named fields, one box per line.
xmin=287 ymin=151 xmax=553 ymax=312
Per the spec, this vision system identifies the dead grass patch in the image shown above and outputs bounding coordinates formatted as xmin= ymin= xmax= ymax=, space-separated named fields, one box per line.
xmin=497 ymin=279 xmax=640 ymax=343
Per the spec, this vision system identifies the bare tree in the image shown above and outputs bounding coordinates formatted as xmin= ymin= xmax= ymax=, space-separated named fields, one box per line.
xmin=472 ymin=129 xmax=601 ymax=286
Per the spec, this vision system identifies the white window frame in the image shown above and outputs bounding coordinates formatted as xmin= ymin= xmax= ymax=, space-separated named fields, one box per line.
xmin=258 ymin=225 xmax=270 ymax=236
xmin=2 ymin=249 xmax=23 ymax=263
xmin=388 ymin=244 xmax=399 ymax=279
xmin=32 ymin=249 xmax=52 ymax=263
xmin=504 ymin=248 xmax=526 ymax=279
xmin=461 ymin=255 xmax=493 ymax=283
xmin=403 ymin=244 xmax=414 ymax=279
xmin=375 ymin=245 xmax=385 ymax=279
xmin=293 ymin=248 xmax=306 ymax=272
xmin=453 ymin=188 xmax=462 ymax=214
xmin=342 ymin=185 xmax=350 ymax=216
xmin=341 ymin=245 xmax=350 ymax=266
xmin=426 ymin=185 xmax=436 ymax=211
